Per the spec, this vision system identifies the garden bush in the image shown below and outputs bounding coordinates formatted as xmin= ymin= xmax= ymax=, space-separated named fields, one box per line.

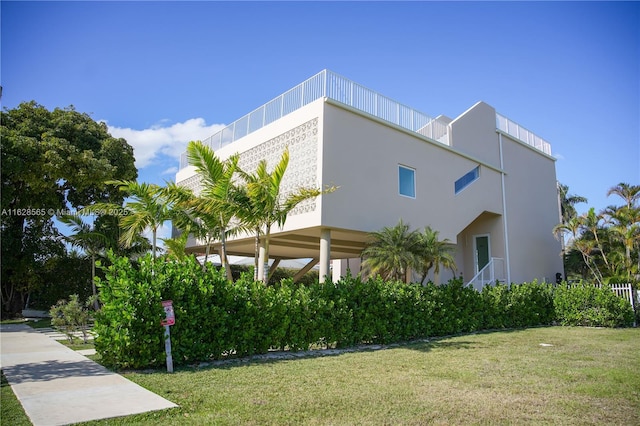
xmin=49 ymin=294 xmax=93 ymax=343
xmin=554 ymin=283 xmax=635 ymax=327
xmin=94 ymin=253 xmax=635 ymax=370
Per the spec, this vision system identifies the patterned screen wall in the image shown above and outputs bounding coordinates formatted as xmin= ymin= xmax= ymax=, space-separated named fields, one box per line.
xmin=178 ymin=117 xmax=319 ymax=218
xmin=237 ymin=117 xmax=319 ymax=216
xmin=178 ymin=173 xmax=203 ymax=196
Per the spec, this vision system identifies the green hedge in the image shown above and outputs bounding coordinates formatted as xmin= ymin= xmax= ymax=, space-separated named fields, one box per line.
xmin=93 ymin=254 xmax=635 ymax=369
xmin=554 ymin=283 xmax=635 ymax=327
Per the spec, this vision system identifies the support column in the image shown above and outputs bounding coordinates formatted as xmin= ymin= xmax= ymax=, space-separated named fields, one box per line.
xmin=257 ymin=242 xmax=266 ymax=282
xmin=319 ymin=228 xmax=331 ymax=283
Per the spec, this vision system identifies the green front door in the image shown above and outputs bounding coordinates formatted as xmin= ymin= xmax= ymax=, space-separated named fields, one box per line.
xmin=475 ymin=235 xmax=490 ymax=273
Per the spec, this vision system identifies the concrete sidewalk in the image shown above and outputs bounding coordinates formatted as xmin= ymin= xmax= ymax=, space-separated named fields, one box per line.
xmin=0 ymin=323 xmax=178 ymax=426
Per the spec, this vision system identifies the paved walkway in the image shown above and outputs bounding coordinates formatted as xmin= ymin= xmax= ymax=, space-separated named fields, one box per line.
xmin=0 ymin=323 xmax=177 ymax=426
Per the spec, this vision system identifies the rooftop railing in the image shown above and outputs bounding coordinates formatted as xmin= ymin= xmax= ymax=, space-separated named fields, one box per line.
xmin=496 ymin=113 xmax=552 ymax=156
xmin=180 ymin=70 xmax=450 ymax=169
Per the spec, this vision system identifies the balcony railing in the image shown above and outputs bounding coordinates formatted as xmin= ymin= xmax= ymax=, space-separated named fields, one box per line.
xmin=180 ymin=70 xmax=450 ymax=169
xmin=496 ymin=113 xmax=552 ymax=156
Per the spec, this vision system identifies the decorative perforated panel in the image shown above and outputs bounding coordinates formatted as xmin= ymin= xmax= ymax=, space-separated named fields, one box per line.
xmin=178 ymin=173 xmax=203 ymax=196
xmin=237 ymin=117 xmax=319 ymax=216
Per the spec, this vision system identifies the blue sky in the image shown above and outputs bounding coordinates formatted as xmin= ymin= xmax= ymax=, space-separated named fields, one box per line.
xmin=2 ymin=1 xmax=639 ymax=238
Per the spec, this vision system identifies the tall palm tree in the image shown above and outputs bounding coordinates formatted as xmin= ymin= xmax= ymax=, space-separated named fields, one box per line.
xmin=184 ymin=141 xmax=241 ymax=281
xmin=237 ymin=147 xmax=332 ymax=283
xmin=582 ymin=207 xmax=610 ymax=270
xmin=607 ymin=183 xmax=640 ymax=210
xmin=604 ymin=203 xmax=640 ymax=282
xmin=415 ymin=226 xmax=457 ymax=285
xmin=361 ymin=220 xmax=421 ymax=283
xmin=58 ymin=214 xmax=108 ymax=309
xmin=553 ymin=215 xmax=606 ymax=284
xmin=558 ymin=183 xmax=588 ymax=224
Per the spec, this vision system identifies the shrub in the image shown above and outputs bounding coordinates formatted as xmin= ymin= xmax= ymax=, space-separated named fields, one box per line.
xmin=94 ymin=253 xmax=635 ymax=370
xmin=49 ymin=294 xmax=93 ymax=343
xmin=554 ymin=283 xmax=634 ymax=327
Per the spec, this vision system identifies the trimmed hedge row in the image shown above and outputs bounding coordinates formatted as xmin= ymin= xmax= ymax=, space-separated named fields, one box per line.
xmin=93 ymin=254 xmax=634 ymax=369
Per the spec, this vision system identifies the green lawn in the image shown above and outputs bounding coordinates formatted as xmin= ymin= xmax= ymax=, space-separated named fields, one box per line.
xmin=3 ymin=327 xmax=639 ymax=425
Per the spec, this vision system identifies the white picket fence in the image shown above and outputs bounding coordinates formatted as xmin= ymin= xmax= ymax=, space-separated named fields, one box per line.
xmin=608 ymin=283 xmax=636 ymax=309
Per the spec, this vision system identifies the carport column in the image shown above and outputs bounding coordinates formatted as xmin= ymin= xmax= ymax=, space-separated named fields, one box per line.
xmin=319 ymin=228 xmax=331 ymax=283
xmin=257 ymin=241 xmax=266 ymax=282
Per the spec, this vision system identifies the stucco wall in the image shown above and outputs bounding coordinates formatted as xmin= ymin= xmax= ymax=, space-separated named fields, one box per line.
xmin=501 ymin=133 xmax=564 ymax=283
xmin=176 ymin=95 xmax=563 ymax=284
xmin=320 ymin=101 xmax=504 ymax=242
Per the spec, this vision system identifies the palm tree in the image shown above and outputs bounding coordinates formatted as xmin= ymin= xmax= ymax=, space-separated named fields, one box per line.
xmin=237 ymin=147 xmax=332 ymax=283
xmin=607 ymin=183 xmax=640 ymax=210
xmin=59 ymin=214 xmax=108 ymax=309
xmin=604 ymin=203 xmax=640 ymax=282
xmin=361 ymin=220 xmax=421 ymax=283
xmin=162 ymin=231 xmax=190 ymax=261
xmin=415 ymin=226 xmax=457 ymax=285
xmin=106 ymin=180 xmax=172 ymax=260
xmin=558 ymin=183 xmax=588 ymax=224
xmin=553 ymin=214 xmax=608 ymax=284
xmin=582 ymin=207 xmax=610 ymax=270
xmin=184 ymin=141 xmax=241 ymax=281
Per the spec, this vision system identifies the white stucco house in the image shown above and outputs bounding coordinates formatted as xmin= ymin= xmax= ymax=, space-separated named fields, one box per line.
xmin=176 ymin=70 xmax=563 ymax=288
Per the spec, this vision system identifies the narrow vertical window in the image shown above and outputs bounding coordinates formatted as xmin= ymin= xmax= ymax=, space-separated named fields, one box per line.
xmin=398 ymin=165 xmax=416 ymax=198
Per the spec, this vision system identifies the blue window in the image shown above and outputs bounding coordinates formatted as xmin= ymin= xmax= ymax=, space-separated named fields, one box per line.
xmin=455 ymin=166 xmax=480 ymax=194
xmin=398 ymin=165 xmax=416 ymax=198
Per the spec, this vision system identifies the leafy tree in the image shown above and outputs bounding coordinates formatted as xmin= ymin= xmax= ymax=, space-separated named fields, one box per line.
xmin=49 ymin=294 xmax=94 ymax=344
xmin=1 ymin=102 xmax=136 ymax=315
xmin=30 ymin=252 xmax=92 ymax=310
xmin=362 ymin=219 xmax=421 ymax=282
xmin=555 ymin=182 xmax=639 ymax=284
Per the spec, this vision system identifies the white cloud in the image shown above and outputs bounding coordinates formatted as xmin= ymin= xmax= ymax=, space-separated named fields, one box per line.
xmin=107 ymin=118 xmax=226 ymax=169
xmin=161 ymin=166 xmax=179 ymax=176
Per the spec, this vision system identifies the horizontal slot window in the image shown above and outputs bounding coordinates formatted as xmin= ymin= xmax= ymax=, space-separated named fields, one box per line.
xmin=455 ymin=166 xmax=480 ymax=194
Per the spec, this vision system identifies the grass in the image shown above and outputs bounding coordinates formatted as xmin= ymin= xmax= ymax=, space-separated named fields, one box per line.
xmin=3 ymin=327 xmax=639 ymax=425
xmin=0 ymin=317 xmax=51 ymax=328
xmin=70 ymin=326 xmax=640 ymax=425
xmin=1 ymin=372 xmax=32 ymax=426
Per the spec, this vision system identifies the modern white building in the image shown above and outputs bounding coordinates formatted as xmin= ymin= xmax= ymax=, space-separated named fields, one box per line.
xmin=176 ymin=70 xmax=563 ymax=287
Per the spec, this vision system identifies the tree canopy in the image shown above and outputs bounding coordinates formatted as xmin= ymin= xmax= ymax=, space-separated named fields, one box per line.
xmin=1 ymin=101 xmax=137 ymax=315
xmin=554 ymin=182 xmax=639 ymax=284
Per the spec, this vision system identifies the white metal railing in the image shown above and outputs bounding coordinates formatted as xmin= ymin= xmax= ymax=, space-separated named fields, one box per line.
xmin=496 ymin=113 xmax=552 ymax=156
xmin=466 ymin=257 xmax=506 ymax=291
xmin=180 ymin=70 xmax=450 ymax=169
